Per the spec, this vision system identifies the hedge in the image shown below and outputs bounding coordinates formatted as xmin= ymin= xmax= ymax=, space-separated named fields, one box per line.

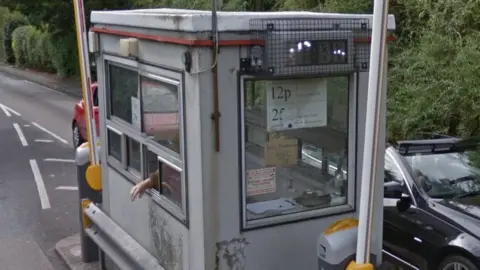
xmin=11 ymin=25 xmax=54 ymax=71
xmin=3 ymin=13 xmax=27 ymax=64
xmin=47 ymin=32 xmax=79 ymax=77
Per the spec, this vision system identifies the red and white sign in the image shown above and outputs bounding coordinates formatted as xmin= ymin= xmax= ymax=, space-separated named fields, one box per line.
xmin=247 ymin=167 xmax=277 ymax=196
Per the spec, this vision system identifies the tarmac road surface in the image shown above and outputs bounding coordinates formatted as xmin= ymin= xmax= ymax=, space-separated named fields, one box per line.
xmin=0 ymin=71 xmax=80 ymax=269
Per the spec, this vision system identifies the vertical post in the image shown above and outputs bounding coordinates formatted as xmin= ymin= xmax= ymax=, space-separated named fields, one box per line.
xmin=76 ymin=146 xmax=101 ymax=262
xmin=352 ymin=0 xmax=390 ymax=267
xmin=73 ymin=0 xmax=100 ymax=164
xmin=211 ymin=0 xmax=221 ymax=152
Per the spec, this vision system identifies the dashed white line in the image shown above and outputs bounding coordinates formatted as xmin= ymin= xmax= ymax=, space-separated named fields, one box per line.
xmin=29 ymin=159 xmax=51 ymax=210
xmin=24 ymin=124 xmax=31 ymax=127
xmin=35 ymin=139 xmax=54 ymax=143
xmin=32 ymin=122 xmax=68 ymax=144
xmin=0 ymin=103 xmax=20 ymax=117
xmin=13 ymin=123 xmax=28 ymax=146
xmin=44 ymin=158 xmax=75 ymax=163
xmin=55 ymin=186 xmax=78 ymax=191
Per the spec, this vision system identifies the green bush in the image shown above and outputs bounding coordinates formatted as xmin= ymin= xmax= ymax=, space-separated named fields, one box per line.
xmin=47 ymin=32 xmax=79 ymax=77
xmin=11 ymin=25 xmax=29 ymax=66
xmin=3 ymin=13 xmax=27 ymax=64
xmin=11 ymin=25 xmax=55 ymax=70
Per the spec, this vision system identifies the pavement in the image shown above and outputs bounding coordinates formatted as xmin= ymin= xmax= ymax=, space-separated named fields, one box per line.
xmin=0 ymin=64 xmax=100 ymax=270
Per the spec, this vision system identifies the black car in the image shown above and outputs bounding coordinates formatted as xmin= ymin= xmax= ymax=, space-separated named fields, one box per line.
xmin=383 ymin=136 xmax=480 ymax=270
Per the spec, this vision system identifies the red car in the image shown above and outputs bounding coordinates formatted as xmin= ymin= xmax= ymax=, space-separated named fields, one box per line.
xmin=72 ymin=82 xmax=100 ymax=148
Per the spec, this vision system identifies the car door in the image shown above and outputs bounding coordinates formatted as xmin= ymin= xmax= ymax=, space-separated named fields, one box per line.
xmin=383 ymin=150 xmax=426 ymax=269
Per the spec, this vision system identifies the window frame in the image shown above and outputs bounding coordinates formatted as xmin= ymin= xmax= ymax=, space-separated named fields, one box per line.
xmin=106 ymin=125 xmax=124 ymax=166
xmin=239 ymin=74 xmax=357 ymax=230
xmin=126 ymin=136 xmax=142 ymax=177
xmin=106 ymin=60 xmax=140 ymax=126
xmin=103 ymin=54 xmax=188 ymax=224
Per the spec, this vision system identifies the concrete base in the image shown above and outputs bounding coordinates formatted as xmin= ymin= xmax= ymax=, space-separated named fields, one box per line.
xmin=55 ymin=233 xmax=101 ymax=270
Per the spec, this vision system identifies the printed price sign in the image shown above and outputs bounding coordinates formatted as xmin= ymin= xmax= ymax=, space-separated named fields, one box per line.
xmin=266 ymin=78 xmax=327 ymax=131
xmin=247 ymin=167 xmax=276 ymax=196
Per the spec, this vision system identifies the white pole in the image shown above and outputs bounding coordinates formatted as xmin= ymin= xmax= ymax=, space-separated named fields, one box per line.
xmin=355 ymin=0 xmax=390 ymax=265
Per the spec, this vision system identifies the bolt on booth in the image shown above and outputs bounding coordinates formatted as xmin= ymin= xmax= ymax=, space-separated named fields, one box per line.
xmin=89 ymin=8 xmax=395 ymax=270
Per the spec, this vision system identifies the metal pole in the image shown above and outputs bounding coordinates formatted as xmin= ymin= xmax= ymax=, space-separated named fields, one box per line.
xmin=355 ymin=0 xmax=390 ymax=265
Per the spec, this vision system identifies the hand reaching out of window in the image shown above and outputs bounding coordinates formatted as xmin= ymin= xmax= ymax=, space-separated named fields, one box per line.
xmin=130 ymin=171 xmax=158 ymax=201
xmin=130 ymin=170 xmax=176 ymax=201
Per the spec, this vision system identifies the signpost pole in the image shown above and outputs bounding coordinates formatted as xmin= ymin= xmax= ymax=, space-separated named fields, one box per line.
xmin=348 ymin=0 xmax=389 ymax=268
xmin=73 ymin=0 xmax=99 ymax=165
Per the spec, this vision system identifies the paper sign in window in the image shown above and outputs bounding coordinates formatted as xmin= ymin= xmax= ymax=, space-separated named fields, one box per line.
xmin=266 ymin=78 xmax=327 ymax=131
xmin=247 ymin=167 xmax=276 ymax=196
xmin=264 ymin=136 xmax=299 ymax=167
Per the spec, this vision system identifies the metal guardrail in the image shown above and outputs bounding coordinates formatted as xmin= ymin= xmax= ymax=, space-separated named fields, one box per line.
xmin=83 ymin=203 xmax=164 ymax=270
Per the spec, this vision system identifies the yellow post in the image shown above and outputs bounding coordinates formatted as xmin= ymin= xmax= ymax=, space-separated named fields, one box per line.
xmin=73 ymin=0 xmax=102 ymax=190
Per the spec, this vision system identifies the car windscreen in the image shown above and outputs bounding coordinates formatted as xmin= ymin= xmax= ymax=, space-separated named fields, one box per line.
xmin=404 ymin=149 xmax=480 ymax=199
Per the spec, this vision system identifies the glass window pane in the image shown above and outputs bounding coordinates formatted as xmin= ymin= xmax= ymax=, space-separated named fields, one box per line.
xmin=107 ymin=129 xmax=122 ymax=161
xmin=127 ymin=137 xmax=141 ymax=172
xmin=141 ymin=76 xmax=180 ymax=155
xmin=109 ymin=64 xmax=138 ymax=123
xmin=158 ymin=163 xmax=182 ymax=208
xmin=243 ymin=77 xmax=349 ymax=222
xmin=144 ymin=147 xmax=158 ymax=178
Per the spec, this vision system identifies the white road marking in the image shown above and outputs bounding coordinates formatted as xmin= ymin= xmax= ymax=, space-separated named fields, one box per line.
xmin=24 ymin=124 xmax=31 ymax=127
xmin=32 ymin=122 xmax=68 ymax=144
xmin=29 ymin=159 xmax=51 ymax=210
xmin=35 ymin=139 xmax=54 ymax=143
xmin=44 ymin=158 xmax=75 ymax=163
xmin=55 ymin=186 xmax=78 ymax=191
xmin=0 ymin=103 xmax=20 ymax=117
xmin=13 ymin=123 xmax=28 ymax=146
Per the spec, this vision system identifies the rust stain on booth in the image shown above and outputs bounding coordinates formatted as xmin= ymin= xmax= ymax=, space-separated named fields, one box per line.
xmin=149 ymin=202 xmax=183 ymax=270
xmin=215 ymin=237 xmax=249 ymax=270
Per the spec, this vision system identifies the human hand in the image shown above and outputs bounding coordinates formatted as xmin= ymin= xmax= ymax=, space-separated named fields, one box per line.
xmin=130 ymin=181 xmax=148 ymax=201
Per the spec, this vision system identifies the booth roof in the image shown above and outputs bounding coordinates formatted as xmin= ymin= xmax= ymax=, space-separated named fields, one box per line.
xmin=91 ymin=8 xmax=396 ymax=33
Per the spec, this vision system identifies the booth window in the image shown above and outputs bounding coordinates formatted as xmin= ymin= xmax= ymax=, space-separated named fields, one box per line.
xmin=107 ymin=127 xmax=122 ymax=162
xmin=141 ymin=76 xmax=180 ymax=156
xmin=108 ymin=64 xmax=139 ymax=124
xmin=158 ymin=160 xmax=182 ymax=208
xmin=104 ymin=59 xmax=187 ymax=221
xmin=127 ymin=137 xmax=141 ymax=173
xmin=242 ymin=77 xmax=352 ymax=225
xmin=140 ymin=75 xmax=186 ymax=214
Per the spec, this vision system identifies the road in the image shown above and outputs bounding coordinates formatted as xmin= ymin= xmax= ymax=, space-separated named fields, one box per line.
xmin=0 ymin=71 xmax=79 ymax=269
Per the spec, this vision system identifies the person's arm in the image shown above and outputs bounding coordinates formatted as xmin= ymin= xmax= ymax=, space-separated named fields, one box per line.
xmin=130 ymin=170 xmax=159 ymax=201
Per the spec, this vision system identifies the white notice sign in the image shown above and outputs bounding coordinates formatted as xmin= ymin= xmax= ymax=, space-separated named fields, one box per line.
xmin=131 ymin=97 xmax=141 ymax=130
xmin=266 ymin=78 xmax=327 ymax=131
xmin=247 ymin=167 xmax=276 ymax=196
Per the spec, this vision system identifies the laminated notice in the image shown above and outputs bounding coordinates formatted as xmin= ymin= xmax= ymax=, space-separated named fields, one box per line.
xmin=247 ymin=167 xmax=276 ymax=196
xmin=264 ymin=136 xmax=298 ymax=167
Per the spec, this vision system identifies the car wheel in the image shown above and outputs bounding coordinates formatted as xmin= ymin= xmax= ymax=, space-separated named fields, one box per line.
xmin=72 ymin=122 xmax=85 ymax=148
xmin=438 ymin=255 xmax=478 ymax=270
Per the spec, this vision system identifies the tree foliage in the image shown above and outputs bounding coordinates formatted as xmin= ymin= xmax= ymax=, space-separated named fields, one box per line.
xmin=1 ymin=0 xmax=480 ymax=141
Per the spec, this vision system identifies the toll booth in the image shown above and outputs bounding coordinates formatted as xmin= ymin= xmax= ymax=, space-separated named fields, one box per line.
xmin=88 ymin=8 xmax=395 ymax=270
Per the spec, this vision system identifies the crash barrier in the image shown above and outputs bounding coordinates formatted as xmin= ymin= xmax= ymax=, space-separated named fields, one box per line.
xmin=83 ymin=202 xmax=164 ymax=270
xmin=76 ymin=143 xmax=102 ymax=262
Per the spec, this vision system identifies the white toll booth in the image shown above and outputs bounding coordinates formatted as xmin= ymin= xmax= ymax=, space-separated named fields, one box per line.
xmin=88 ymin=8 xmax=396 ymax=270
